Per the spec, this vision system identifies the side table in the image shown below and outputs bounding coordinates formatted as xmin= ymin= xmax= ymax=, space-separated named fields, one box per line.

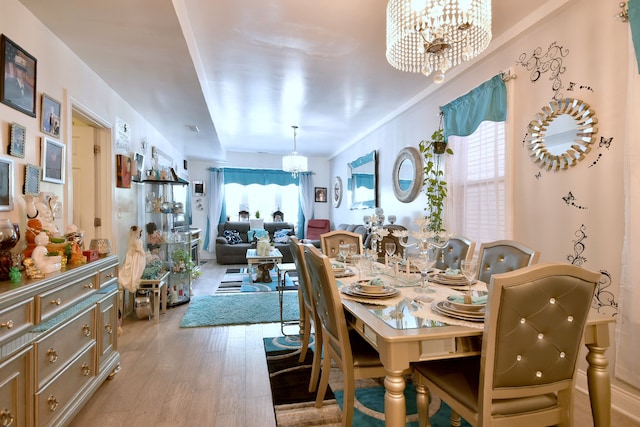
xmin=276 ymin=263 xmax=301 ymax=335
xmin=134 ymin=271 xmax=169 ymax=324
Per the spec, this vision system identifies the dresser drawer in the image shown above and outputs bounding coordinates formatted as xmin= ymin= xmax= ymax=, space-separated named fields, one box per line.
xmin=34 ymin=306 xmax=96 ymax=390
xmin=0 ymin=299 xmax=34 ymax=345
xmin=98 ymin=265 xmax=118 ymax=288
xmin=35 ymin=275 xmax=97 ymax=322
xmin=0 ymin=346 xmax=32 ymax=427
xmin=35 ymin=342 xmax=96 ymax=427
xmin=97 ymin=290 xmax=118 ymax=371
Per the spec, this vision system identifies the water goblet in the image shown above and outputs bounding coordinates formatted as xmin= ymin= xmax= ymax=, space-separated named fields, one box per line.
xmin=410 ymin=252 xmax=436 ymax=294
xmin=347 ymin=243 xmax=358 ymax=268
xmin=338 ymin=243 xmax=350 ymax=270
xmin=461 ymin=259 xmax=478 ymax=303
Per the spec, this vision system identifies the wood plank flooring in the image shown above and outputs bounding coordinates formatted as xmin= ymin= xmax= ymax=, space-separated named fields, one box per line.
xmin=68 ymin=261 xmax=635 ymax=427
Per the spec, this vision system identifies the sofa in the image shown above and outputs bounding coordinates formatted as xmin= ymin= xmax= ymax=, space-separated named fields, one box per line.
xmin=215 ymin=221 xmax=296 ymax=264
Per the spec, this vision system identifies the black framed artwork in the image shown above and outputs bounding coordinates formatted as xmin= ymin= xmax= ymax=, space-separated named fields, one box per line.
xmin=315 ymin=187 xmax=327 ymax=203
xmin=1 ymin=35 xmax=37 ymax=117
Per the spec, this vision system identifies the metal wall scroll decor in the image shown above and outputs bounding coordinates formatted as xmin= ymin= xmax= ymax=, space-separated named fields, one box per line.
xmin=526 ymin=98 xmax=597 ymax=171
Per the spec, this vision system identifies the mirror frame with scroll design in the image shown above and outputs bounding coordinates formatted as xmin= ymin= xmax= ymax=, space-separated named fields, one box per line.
xmin=348 ymin=150 xmax=377 ymax=210
xmin=392 ymin=146 xmax=423 ymax=203
xmin=526 ymin=98 xmax=598 ymax=170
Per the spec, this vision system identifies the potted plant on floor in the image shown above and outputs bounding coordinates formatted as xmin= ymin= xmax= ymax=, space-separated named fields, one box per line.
xmin=418 ymin=125 xmax=453 ymax=234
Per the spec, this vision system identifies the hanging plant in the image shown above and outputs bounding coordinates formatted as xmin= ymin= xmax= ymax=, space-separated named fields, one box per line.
xmin=418 ymin=125 xmax=453 ymax=234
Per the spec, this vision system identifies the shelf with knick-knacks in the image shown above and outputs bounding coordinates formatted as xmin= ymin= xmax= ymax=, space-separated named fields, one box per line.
xmin=141 ymin=177 xmax=192 ymax=307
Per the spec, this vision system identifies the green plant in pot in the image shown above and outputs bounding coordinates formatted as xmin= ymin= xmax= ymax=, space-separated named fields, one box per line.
xmin=172 ymin=248 xmax=202 ymax=280
xmin=419 ymin=127 xmax=453 ymax=234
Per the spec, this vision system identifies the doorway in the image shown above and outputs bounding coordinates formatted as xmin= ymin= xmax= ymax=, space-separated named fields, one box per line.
xmin=70 ymin=104 xmax=113 ymax=247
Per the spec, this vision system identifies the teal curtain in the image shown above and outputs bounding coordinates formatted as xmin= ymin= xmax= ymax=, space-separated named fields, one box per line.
xmin=630 ymin=0 xmax=640 ymax=73
xmin=440 ymin=74 xmax=507 ymax=140
xmin=222 ymin=168 xmax=298 ymax=186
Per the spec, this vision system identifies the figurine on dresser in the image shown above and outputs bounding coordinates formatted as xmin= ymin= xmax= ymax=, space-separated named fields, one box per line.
xmin=30 ymin=232 xmax=62 ymax=274
xmin=24 ymin=193 xmax=60 ymax=236
xmin=118 ymin=225 xmax=146 ymax=292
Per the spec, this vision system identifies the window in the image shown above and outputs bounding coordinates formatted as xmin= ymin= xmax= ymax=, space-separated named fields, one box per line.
xmin=224 ymin=182 xmax=299 ymax=226
xmin=448 ymin=120 xmax=506 ymax=244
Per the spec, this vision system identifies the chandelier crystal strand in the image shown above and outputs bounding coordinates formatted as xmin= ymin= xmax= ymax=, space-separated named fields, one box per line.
xmin=386 ymin=0 xmax=491 ymax=83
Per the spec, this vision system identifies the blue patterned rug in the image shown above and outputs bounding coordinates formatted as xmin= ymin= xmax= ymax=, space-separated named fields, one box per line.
xmin=265 ymin=336 xmax=471 ymax=427
xmin=217 ymin=268 xmax=297 ymax=293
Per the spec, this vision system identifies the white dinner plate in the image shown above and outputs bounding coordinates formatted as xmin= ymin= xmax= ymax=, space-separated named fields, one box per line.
xmin=432 ymin=300 xmax=485 ymax=322
xmin=341 ymin=285 xmax=399 ymax=299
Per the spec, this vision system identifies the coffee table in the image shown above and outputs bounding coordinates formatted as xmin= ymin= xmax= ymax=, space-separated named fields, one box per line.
xmin=245 ymin=248 xmax=283 ymax=283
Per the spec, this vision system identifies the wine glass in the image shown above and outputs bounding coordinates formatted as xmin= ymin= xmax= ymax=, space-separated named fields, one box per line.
xmin=410 ymin=252 xmax=436 ymax=294
xmin=352 ymin=254 xmax=366 ymax=280
xmin=338 ymin=243 xmax=350 ymax=270
xmin=461 ymin=259 xmax=478 ymax=302
xmin=385 ymin=242 xmax=396 ymax=261
xmin=347 ymin=243 xmax=358 ymax=268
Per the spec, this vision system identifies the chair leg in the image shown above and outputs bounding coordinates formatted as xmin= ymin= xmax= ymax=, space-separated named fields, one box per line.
xmin=341 ymin=369 xmax=355 ymax=427
xmin=315 ymin=346 xmax=332 ymax=408
xmin=308 ymin=329 xmax=322 ymax=393
xmin=414 ymin=376 xmax=432 ymax=427
xmin=450 ymin=410 xmax=461 ymax=427
xmin=298 ymin=308 xmax=311 ymax=363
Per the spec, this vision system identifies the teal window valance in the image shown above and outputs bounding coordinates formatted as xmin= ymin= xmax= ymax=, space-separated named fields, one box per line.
xmin=212 ymin=167 xmax=310 ymax=186
xmin=440 ymin=74 xmax=507 ymax=141
xmin=630 ymin=0 xmax=640 ymax=73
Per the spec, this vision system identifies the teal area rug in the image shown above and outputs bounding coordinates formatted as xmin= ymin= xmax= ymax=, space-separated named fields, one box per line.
xmin=179 ymin=291 xmax=300 ymax=327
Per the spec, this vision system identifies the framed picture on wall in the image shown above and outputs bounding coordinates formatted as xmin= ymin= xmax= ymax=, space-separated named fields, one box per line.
xmin=315 ymin=187 xmax=327 ymax=203
xmin=24 ymin=163 xmax=40 ymax=196
xmin=193 ymin=180 xmax=205 ymax=196
xmin=0 ymin=35 xmax=37 ymax=117
xmin=116 ymin=154 xmax=132 ymax=188
xmin=41 ymin=137 xmax=65 ymax=184
xmin=0 ymin=157 xmax=14 ymax=211
xmin=41 ymin=93 xmax=61 ymax=138
xmin=9 ymin=122 xmax=25 ymax=158
xmin=132 ymin=152 xmax=144 ymax=182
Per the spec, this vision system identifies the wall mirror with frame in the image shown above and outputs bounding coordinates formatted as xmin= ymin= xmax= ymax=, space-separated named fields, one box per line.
xmin=348 ymin=150 xmax=377 ymax=209
xmin=392 ymin=146 xmax=422 ymax=203
xmin=526 ymin=98 xmax=597 ymax=170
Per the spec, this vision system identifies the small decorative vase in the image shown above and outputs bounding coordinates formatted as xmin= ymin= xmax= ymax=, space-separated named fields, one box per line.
xmin=256 ymin=239 xmax=271 ymax=256
xmin=0 ymin=220 xmax=18 ymax=281
xmin=90 ymin=238 xmax=112 ymax=257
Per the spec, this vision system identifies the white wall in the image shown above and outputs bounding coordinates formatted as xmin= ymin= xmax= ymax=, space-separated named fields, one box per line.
xmin=328 ymin=0 xmax=637 ymax=415
xmin=1 ymin=0 xmax=184 ymax=261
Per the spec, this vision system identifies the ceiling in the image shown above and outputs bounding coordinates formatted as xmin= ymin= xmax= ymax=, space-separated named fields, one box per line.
xmin=18 ymin=0 xmax=542 ymax=163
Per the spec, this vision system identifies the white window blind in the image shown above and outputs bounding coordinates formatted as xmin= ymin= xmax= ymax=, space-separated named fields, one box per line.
xmin=448 ymin=120 xmax=505 ymax=244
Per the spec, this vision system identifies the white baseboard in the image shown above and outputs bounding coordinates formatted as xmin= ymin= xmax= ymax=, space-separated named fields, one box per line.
xmin=576 ymin=369 xmax=640 ymax=423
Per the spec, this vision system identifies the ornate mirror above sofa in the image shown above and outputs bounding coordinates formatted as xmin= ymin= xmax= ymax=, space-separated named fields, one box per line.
xmin=392 ymin=146 xmax=422 ymax=203
xmin=348 ymin=150 xmax=377 ymax=209
xmin=526 ymin=98 xmax=598 ymax=170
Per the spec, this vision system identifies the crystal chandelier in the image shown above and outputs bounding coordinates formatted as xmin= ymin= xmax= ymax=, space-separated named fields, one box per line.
xmin=282 ymin=125 xmax=308 ymax=178
xmin=386 ymin=0 xmax=492 ymax=84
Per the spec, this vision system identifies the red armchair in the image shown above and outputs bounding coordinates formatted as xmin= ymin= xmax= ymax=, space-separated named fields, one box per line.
xmin=303 ymin=219 xmax=330 ymax=247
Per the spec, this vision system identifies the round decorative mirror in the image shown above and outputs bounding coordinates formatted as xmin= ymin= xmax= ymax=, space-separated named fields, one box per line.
xmin=392 ymin=146 xmax=423 ymax=203
xmin=332 ymin=176 xmax=342 ymax=207
xmin=526 ymin=98 xmax=598 ymax=170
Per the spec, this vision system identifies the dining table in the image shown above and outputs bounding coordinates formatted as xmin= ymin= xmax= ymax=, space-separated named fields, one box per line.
xmin=333 ymin=262 xmax=615 ymax=427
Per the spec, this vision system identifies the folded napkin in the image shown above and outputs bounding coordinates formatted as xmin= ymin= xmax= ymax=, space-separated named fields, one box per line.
xmin=444 ymin=268 xmax=461 ymax=276
xmin=447 ymin=294 xmax=487 ymax=305
xmin=369 ymin=278 xmax=385 ymax=287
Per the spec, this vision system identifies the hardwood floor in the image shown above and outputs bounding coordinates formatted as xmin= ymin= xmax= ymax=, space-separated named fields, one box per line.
xmin=69 ymin=261 xmax=635 ymax=427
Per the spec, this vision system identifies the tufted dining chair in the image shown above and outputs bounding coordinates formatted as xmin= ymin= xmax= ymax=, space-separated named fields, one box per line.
xmin=320 ymin=230 xmax=363 ymax=258
xmin=432 ymin=236 xmax=475 ymax=271
xmin=476 ymin=240 xmax=540 ymax=285
xmin=288 ymin=237 xmax=322 ymax=392
xmin=303 ymin=244 xmax=387 ymax=427
xmin=412 ymin=263 xmax=601 ymax=427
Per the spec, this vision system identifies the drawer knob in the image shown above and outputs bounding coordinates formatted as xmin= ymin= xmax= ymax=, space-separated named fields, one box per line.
xmin=51 ymin=298 xmax=62 ymax=306
xmin=83 ymin=282 xmax=94 ymax=289
xmin=47 ymin=395 xmax=59 ymax=412
xmin=82 ymin=324 xmax=91 ymax=337
xmin=0 ymin=409 xmax=15 ymax=427
xmin=105 ymin=273 xmax=115 ymax=278
xmin=81 ymin=363 xmax=91 ymax=376
xmin=105 ymin=323 xmax=113 ymax=334
xmin=0 ymin=320 xmax=14 ymax=330
xmin=47 ymin=348 xmax=58 ymax=363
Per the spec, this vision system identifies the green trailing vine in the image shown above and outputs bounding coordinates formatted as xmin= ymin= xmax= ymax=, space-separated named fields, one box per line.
xmin=419 ymin=127 xmax=453 ymax=234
